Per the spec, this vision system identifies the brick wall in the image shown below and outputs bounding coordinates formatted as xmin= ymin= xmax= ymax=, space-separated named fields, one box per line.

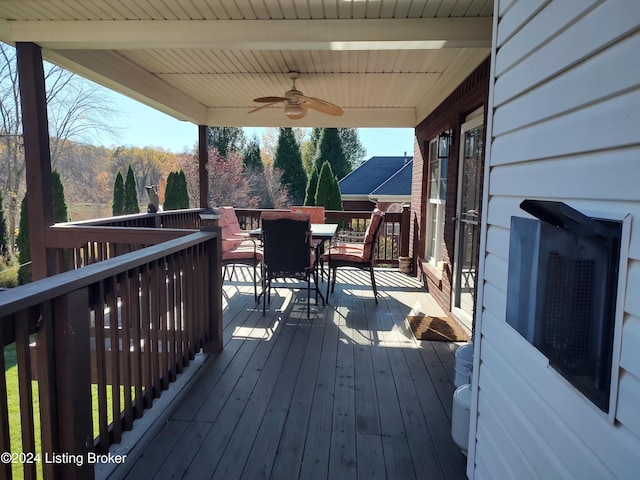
xmin=410 ymin=57 xmax=490 ymax=314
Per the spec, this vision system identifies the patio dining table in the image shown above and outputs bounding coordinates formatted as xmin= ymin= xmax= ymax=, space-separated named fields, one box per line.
xmin=245 ymin=223 xmax=338 ymax=304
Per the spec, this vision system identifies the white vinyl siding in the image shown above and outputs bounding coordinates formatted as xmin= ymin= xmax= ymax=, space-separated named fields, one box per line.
xmin=470 ymin=1 xmax=640 ymax=478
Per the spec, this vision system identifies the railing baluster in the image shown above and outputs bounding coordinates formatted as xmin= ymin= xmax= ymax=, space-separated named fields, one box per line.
xmin=159 ymin=258 xmax=169 ymax=391
xmin=119 ymin=272 xmax=133 ymax=431
xmin=0 ymin=323 xmax=12 ymax=480
xmin=15 ymin=311 xmax=36 ymax=480
xmin=140 ymin=264 xmax=153 ymax=409
xmin=129 ymin=267 xmax=143 ymax=419
xmin=93 ymin=282 xmax=110 ymax=453
xmin=167 ymin=254 xmax=178 ymax=381
xmin=150 ymin=260 xmax=161 ymax=398
xmin=107 ymin=276 xmax=121 ymax=444
xmin=174 ymin=252 xmax=185 ymax=371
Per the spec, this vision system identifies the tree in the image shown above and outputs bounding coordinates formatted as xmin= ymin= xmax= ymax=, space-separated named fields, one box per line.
xmin=0 ymin=189 xmax=8 ymax=255
xmin=338 ymin=128 xmax=367 ymax=169
xmin=301 ymin=127 xmax=322 ymax=173
xmin=243 ymin=135 xmax=263 ymax=171
xmin=16 ymin=196 xmax=30 ymax=285
xmin=112 ymin=170 xmax=125 ymax=215
xmin=303 ymin=167 xmax=319 ymax=206
xmin=208 ymin=127 xmax=246 ymax=158
xmin=207 ymin=147 xmax=258 ymax=208
xmin=123 ymin=165 xmax=139 ymax=214
xmin=315 ymin=161 xmax=335 ymax=209
xmin=1 ymin=43 xmax=118 ymax=246
xmin=274 ymin=127 xmax=307 ymax=204
xmin=164 ymin=170 xmax=189 ymax=210
xmin=246 ymin=166 xmax=290 ymax=209
xmin=52 ymin=170 xmax=69 ymax=223
xmin=328 ymin=171 xmax=343 ymax=211
xmin=177 ymin=170 xmax=190 ymax=208
xmin=314 ymin=128 xmax=350 ymax=180
xmin=163 ymin=171 xmax=177 ymax=209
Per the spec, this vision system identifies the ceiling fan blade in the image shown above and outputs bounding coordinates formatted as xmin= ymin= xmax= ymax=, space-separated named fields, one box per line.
xmin=300 ymin=95 xmax=344 ymax=116
xmin=248 ymin=100 xmax=283 ymax=114
xmin=253 ymin=96 xmax=288 ymax=103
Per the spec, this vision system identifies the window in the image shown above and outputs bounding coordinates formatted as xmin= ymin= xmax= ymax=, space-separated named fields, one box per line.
xmin=425 ymin=138 xmax=447 ymax=267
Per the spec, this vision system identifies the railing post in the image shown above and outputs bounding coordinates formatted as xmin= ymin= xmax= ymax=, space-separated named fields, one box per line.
xmin=399 ymin=203 xmax=411 ymax=258
xmin=52 ymin=288 xmax=94 ymax=479
xmin=199 ymin=209 xmax=223 ymax=353
xmin=399 ymin=203 xmax=412 ymax=273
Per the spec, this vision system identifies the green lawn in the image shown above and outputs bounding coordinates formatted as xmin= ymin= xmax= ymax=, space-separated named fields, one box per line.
xmin=5 ymin=343 xmax=131 ymax=479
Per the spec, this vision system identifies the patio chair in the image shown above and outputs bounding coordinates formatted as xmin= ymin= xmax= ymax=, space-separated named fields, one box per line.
xmin=325 ymin=208 xmax=385 ymax=304
xmin=291 ymin=206 xmax=327 ymax=275
xmin=291 ymin=206 xmax=325 ymax=224
xmin=220 ymin=206 xmax=262 ymax=301
xmin=260 ymin=211 xmax=319 ymax=317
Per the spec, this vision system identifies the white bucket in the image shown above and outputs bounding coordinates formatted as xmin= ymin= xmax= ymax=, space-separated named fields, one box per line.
xmin=451 ymin=383 xmax=472 ymax=455
xmin=454 ymin=343 xmax=474 ymax=387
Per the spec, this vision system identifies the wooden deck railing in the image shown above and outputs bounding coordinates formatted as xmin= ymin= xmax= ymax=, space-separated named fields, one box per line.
xmin=234 ymin=207 xmax=410 ymax=266
xmin=1 ymin=229 xmax=221 ymax=480
xmin=52 ymin=206 xmax=410 ymax=269
xmin=46 ymin=209 xmax=206 ymax=272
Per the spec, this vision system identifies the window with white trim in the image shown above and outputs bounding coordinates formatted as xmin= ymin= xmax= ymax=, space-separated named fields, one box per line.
xmin=425 ymin=138 xmax=447 ymax=268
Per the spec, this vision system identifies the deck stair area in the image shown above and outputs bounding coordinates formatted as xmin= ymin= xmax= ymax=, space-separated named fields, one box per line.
xmin=113 ymin=267 xmax=467 ymax=480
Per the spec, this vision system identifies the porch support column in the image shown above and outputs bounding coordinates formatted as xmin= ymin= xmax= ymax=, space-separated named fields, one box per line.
xmin=16 ymin=42 xmax=56 ymax=280
xmin=198 ymin=125 xmax=208 ymax=208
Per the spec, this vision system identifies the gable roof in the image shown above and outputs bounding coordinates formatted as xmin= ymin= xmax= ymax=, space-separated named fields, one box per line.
xmin=339 ymin=156 xmax=413 ymax=197
xmin=371 ymin=159 xmax=413 ymax=196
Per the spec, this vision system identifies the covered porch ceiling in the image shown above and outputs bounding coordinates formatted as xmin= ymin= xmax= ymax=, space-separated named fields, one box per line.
xmin=0 ymin=0 xmax=492 ymax=128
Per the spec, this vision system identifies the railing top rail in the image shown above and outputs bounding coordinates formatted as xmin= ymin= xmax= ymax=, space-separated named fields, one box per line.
xmin=0 ymin=230 xmax=217 ymax=318
xmin=46 ymin=224 xmax=193 ymax=248
xmin=57 ymin=208 xmax=206 ymax=227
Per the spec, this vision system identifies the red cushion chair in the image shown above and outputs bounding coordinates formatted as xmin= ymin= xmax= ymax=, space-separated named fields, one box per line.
xmin=290 ymin=206 xmax=325 ymax=224
xmin=219 ymin=207 xmax=262 ymax=301
xmin=324 ymin=208 xmax=385 ymax=303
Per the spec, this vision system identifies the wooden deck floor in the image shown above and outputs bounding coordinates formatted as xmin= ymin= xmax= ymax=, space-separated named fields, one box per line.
xmin=121 ymin=267 xmax=467 ymax=480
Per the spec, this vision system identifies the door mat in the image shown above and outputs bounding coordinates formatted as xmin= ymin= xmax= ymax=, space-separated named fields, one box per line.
xmin=407 ymin=315 xmax=470 ymax=342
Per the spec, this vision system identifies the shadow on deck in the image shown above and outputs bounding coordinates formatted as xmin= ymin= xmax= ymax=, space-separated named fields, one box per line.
xmin=110 ymin=267 xmax=467 ymax=480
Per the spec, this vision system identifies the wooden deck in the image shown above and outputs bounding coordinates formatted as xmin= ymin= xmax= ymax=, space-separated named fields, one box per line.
xmin=118 ymin=267 xmax=467 ymax=480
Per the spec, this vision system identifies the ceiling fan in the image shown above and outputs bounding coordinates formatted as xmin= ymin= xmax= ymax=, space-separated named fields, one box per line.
xmin=249 ymin=72 xmax=343 ymax=120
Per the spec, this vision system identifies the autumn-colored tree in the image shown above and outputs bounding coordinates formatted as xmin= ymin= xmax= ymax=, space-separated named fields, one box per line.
xmin=112 ymin=170 xmax=125 ymax=215
xmin=207 ymin=147 xmax=259 ymax=208
xmin=274 ymin=127 xmax=306 ymax=204
xmin=303 ymin=167 xmax=319 ymax=206
xmin=123 ymin=165 xmax=140 ymax=214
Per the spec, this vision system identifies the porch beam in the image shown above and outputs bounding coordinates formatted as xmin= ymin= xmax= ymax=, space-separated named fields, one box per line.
xmin=3 ymin=18 xmax=492 ymax=50
xmin=16 ymin=42 xmax=56 ymax=280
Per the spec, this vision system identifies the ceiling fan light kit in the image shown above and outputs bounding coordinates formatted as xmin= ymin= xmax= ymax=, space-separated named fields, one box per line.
xmin=285 ymin=104 xmax=304 ymax=118
xmin=249 ymin=72 xmax=344 ymax=120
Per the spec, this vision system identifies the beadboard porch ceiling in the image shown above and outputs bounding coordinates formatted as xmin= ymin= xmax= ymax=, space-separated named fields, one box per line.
xmin=0 ymin=0 xmax=492 ymax=128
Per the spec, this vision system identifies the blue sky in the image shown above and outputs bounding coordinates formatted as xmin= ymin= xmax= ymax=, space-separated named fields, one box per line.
xmin=102 ymin=93 xmax=415 ymax=159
